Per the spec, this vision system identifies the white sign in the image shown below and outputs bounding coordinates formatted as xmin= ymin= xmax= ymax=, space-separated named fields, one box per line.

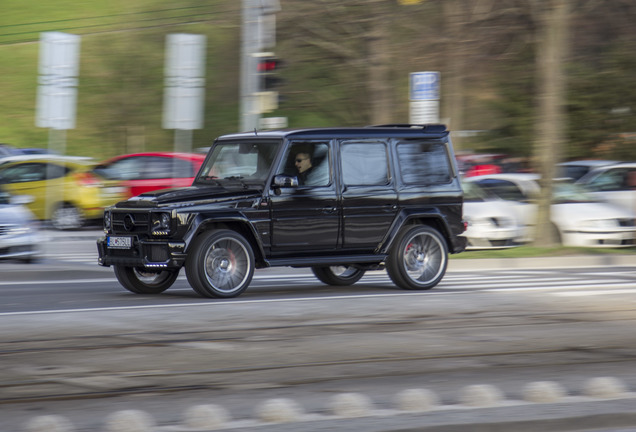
xmin=409 ymin=100 xmax=439 ymax=124
xmin=259 ymin=116 xmax=287 ymax=129
xmin=410 ymin=71 xmax=440 ymax=101
xmin=163 ymin=34 xmax=207 ymax=130
xmin=36 ymin=32 xmax=81 ymax=130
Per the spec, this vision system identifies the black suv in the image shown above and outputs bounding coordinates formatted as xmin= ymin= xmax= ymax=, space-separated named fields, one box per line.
xmin=97 ymin=125 xmax=467 ymax=298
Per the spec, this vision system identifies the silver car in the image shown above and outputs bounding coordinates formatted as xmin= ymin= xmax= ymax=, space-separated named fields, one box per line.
xmin=0 ymin=187 xmax=40 ymax=263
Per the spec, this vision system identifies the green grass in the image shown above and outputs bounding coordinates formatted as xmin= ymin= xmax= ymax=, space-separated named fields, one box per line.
xmin=452 ymin=245 xmax=636 ymax=259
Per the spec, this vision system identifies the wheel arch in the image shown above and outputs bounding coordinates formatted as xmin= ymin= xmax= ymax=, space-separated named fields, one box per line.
xmin=380 ymin=211 xmax=454 ymax=255
xmin=185 ymin=216 xmax=266 ymax=267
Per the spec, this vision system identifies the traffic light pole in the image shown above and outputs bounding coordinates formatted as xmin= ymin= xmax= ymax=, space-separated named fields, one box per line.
xmin=239 ymin=0 xmax=261 ymax=132
xmin=240 ymin=0 xmax=280 ymax=132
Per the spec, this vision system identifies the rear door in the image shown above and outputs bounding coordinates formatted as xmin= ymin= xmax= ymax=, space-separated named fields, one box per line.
xmin=339 ymin=139 xmax=397 ymax=251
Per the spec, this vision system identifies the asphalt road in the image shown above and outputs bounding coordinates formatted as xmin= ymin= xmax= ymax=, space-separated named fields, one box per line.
xmin=0 ymin=231 xmax=635 ymax=431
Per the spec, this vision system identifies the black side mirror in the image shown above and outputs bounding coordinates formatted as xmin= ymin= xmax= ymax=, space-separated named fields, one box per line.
xmin=273 ymin=174 xmax=299 ymax=188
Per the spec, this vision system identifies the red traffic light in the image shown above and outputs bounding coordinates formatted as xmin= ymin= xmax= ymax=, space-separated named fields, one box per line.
xmin=257 ymin=58 xmax=282 ymax=72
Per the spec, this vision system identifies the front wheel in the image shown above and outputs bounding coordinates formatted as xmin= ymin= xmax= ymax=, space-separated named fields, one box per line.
xmin=185 ymin=230 xmax=255 ymax=298
xmin=386 ymin=225 xmax=448 ymax=290
xmin=113 ymin=266 xmax=179 ymax=294
xmin=311 ymin=265 xmax=366 ymax=286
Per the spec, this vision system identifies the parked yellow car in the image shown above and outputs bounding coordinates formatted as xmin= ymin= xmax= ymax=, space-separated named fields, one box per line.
xmin=0 ymin=156 xmax=126 ymax=229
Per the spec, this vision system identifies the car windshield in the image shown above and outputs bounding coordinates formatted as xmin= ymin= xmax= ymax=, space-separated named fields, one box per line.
xmin=552 ymin=181 xmax=597 ymax=204
xmin=462 ymin=181 xmax=494 ymax=202
xmin=195 ymin=140 xmax=280 ymax=185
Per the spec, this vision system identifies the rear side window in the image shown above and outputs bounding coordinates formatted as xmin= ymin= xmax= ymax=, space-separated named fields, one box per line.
xmin=341 ymin=141 xmax=389 ymax=186
xmin=144 ymin=157 xmax=194 ymax=179
xmin=397 ymin=141 xmax=451 ymax=185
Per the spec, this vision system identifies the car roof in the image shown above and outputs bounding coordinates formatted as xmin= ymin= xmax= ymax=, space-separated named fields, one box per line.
xmin=101 ymin=152 xmax=206 ymax=162
xmin=464 ymin=173 xmax=539 ymax=182
xmin=589 ymin=161 xmax=636 ymax=169
xmin=558 ymin=159 xmax=619 ymax=167
xmin=216 ymin=124 xmax=449 ymax=141
xmin=0 ymin=154 xmax=94 ymax=165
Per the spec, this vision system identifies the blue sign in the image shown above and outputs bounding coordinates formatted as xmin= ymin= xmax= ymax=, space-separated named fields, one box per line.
xmin=410 ymin=71 xmax=440 ymax=101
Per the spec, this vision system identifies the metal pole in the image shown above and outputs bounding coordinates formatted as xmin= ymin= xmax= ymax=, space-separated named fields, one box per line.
xmin=240 ymin=0 xmax=261 ymax=132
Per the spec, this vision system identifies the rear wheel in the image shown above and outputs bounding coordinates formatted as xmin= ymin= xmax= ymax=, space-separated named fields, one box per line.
xmin=51 ymin=203 xmax=83 ymax=230
xmin=113 ymin=266 xmax=179 ymax=294
xmin=311 ymin=265 xmax=366 ymax=286
xmin=186 ymin=230 xmax=255 ymax=298
xmin=386 ymin=225 xmax=448 ymax=290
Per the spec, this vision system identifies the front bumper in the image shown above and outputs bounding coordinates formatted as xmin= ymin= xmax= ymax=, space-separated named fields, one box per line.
xmin=97 ymin=235 xmax=187 ymax=269
xmin=562 ymin=229 xmax=636 ymax=248
xmin=0 ymin=232 xmax=39 ymax=260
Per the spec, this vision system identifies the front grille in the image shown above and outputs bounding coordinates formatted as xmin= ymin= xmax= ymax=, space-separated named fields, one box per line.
xmin=112 ymin=211 xmax=150 ymax=234
xmin=0 ymin=225 xmax=10 ymax=236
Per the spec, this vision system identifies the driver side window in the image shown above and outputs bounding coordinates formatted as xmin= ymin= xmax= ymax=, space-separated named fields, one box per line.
xmin=278 ymin=141 xmax=330 ymax=187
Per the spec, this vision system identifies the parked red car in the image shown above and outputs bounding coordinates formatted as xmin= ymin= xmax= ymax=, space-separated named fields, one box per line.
xmin=93 ymin=152 xmax=206 ymax=199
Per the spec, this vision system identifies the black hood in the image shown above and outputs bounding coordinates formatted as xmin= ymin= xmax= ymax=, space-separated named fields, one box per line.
xmin=114 ymin=185 xmax=263 ymax=208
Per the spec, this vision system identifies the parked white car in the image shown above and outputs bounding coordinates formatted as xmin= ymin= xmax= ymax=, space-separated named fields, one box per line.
xmin=576 ymin=162 xmax=636 ymax=213
xmin=557 ymin=159 xmax=618 ymax=181
xmin=461 ymin=181 xmax=523 ymax=249
xmin=465 ymin=173 xmax=636 ymax=248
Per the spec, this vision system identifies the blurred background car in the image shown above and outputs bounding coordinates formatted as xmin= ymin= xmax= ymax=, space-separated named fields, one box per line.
xmin=461 ymin=181 xmax=523 ymax=249
xmin=92 ymin=152 xmax=206 ymax=199
xmin=465 ymin=173 xmax=636 ymax=248
xmin=0 ymin=155 xmax=126 ymax=230
xmin=557 ymin=160 xmax=618 ymax=181
xmin=0 ymin=185 xmax=39 ymax=263
xmin=576 ymin=162 xmax=636 ymax=212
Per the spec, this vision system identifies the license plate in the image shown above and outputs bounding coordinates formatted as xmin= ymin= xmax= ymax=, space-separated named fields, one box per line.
xmin=108 ymin=236 xmax=132 ymax=249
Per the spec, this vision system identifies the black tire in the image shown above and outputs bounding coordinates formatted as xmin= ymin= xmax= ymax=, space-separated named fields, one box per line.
xmin=185 ymin=230 xmax=255 ymax=298
xmin=311 ymin=265 xmax=366 ymax=286
xmin=51 ymin=203 xmax=84 ymax=230
xmin=386 ymin=225 xmax=448 ymax=290
xmin=113 ymin=265 xmax=178 ymax=294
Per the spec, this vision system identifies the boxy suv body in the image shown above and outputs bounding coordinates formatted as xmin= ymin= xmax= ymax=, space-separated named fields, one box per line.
xmin=97 ymin=125 xmax=467 ymax=298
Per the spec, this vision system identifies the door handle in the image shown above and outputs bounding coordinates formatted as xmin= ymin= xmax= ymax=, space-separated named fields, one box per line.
xmin=322 ymin=207 xmax=337 ymax=214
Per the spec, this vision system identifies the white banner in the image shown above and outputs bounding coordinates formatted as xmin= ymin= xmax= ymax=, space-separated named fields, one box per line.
xmin=36 ymin=32 xmax=81 ymax=130
xmin=163 ymin=34 xmax=207 ymax=130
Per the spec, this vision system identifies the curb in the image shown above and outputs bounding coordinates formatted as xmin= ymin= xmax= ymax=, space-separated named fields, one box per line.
xmin=21 ymin=377 xmax=636 ymax=432
xmin=448 ymin=253 xmax=635 ymax=271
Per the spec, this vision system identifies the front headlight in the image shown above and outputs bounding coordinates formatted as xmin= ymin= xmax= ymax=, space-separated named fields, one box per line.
xmin=151 ymin=212 xmax=172 ymax=235
xmin=103 ymin=210 xmax=112 ymax=232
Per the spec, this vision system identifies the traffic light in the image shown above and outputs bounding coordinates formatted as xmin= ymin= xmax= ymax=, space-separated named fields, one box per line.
xmin=256 ymin=54 xmax=284 ymax=91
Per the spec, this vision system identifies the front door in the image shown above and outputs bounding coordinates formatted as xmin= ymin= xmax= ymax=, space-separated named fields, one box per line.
xmin=269 ymin=140 xmax=340 ymax=255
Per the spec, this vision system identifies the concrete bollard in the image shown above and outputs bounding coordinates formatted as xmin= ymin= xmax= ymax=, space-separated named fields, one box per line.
xmin=256 ymin=398 xmax=303 ymax=423
xmin=183 ymin=404 xmax=230 ymax=430
xmin=459 ymin=384 xmax=503 ymax=407
xmin=104 ymin=410 xmax=155 ymax=432
xmin=583 ymin=377 xmax=628 ymax=399
xmin=24 ymin=415 xmax=75 ymax=432
xmin=330 ymin=393 xmax=374 ymax=417
xmin=523 ymin=381 xmax=566 ymax=403
xmin=394 ymin=388 xmax=439 ymax=412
